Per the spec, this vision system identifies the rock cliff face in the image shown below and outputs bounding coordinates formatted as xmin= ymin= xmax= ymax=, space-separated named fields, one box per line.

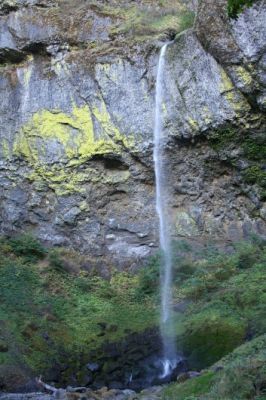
xmin=0 ymin=0 xmax=265 ymax=268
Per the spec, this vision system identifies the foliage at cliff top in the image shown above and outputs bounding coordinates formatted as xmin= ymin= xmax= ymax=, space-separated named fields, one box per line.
xmin=81 ymin=0 xmax=195 ymax=46
xmin=54 ymin=0 xmax=195 ymax=45
xmin=0 ymin=0 xmax=195 ymax=65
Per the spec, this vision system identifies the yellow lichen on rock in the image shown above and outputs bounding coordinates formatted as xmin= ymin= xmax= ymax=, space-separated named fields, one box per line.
xmin=188 ymin=117 xmax=199 ymax=131
xmin=14 ymin=104 xmax=134 ymax=165
xmin=92 ymin=100 xmax=135 ymax=150
xmin=202 ymin=107 xmax=213 ymax=125
xmin=1 ymin=139 xmax=11 ymax=159
xmin=13 ymin=104 xmax=134 ymax=194
xmin=219 ymin=68 xmax=250 ymax=113
xmin=234 ymin=66 xmax=253 ymax=87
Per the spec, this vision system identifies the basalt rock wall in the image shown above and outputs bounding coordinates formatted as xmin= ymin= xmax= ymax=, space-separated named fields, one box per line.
xmin=0 ymin=0 xmax=265 ymax=268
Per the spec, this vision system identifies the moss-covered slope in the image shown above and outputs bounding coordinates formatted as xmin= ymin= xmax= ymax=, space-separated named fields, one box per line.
xmin=0 ymin=234 xmax=265 ymax=395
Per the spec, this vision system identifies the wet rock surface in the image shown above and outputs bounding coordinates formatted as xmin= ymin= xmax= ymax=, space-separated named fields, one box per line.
xmin=48 ymin=329 xmax=186 ymax=391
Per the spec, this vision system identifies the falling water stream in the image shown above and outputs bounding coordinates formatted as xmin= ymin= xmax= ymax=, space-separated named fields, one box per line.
xmin=153 ymin=43 xmax=178 ymax=378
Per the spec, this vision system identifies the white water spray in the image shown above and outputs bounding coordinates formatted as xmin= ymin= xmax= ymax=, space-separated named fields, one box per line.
xmin=153 ymin=43 xmax=177 ymax=377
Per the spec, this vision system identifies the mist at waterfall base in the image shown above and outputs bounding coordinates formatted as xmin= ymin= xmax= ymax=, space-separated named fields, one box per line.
xmin=153 ymin=43 xmax=183 ymax=381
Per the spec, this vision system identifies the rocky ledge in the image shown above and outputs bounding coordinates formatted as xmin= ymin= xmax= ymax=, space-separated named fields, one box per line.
xmin=0 ymin=385 xmax=164 ymax=400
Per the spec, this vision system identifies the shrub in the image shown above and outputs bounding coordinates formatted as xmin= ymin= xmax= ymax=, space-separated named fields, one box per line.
xmin=110 ymin=271 xmax=138 ymax=302
xmin=242 ymin=166 xmax=266 ymax=188
xmin=8 ymin=234 xmax=46 ymax=262
xmin=233 ymin=241 xmax=261 ymax=269
xmin=163 ymin=335 xmax=266 ymax=400
xmin=228 ymin=0 xmax=257 ymax=18
xmin=134 ymin=256 xmax=160 ymax=299
xmin=174 ymin=259 xmax=196 ymax=284
xmin=75 ymin=275 xmax=92 ymax=292
xmin=48 ymin=248 xmax=85 ymax=274
xmin=48 ymin=249 xmax=65 ymax=273
xmin=86 ymin=275 xmax=115 ymax=299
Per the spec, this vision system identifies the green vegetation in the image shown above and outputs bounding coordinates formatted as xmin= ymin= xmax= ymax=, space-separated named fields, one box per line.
xmin=228 ymin=0 xmax=257 ymax=18
xmin=163 ymin=335 xmax=266 ymax=399
xmin=134 ymin=256 xmax=160 ymax=299
xmin=0 ymin=235 xmax=157 ymax=387
xmin=7 ymin=234 xmax=47 ymax=262
xmin=0 ymin=234 xmax=265 ymax=394
xmin=105 ymin=2 xmax=194 ymax=41
xmin=163 ymin=371 xmax=215 ymax=399
xmin=242 ymin=166 xmax=266 ymax=188
xmin=169 ymin=239 xmax=266 ymax=370
xmin=162 ymin=238 xmax=266 ymax=399
xmin=208 ymin=127 xmax=236 ymax=151
xmin=208 ymin=127 xmax=266 ymax=199
xmin=177 ymin=10 xmax=195 ymax=34
xmin=209 ymin=128 xmax=266 ymax=162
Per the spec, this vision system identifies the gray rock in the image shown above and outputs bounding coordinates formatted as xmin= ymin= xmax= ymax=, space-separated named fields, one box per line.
xmin=86 ymin=362 xmax=100 ymax=372
xmin=0 ymin=0 xmax=265 ymax=269
xmin=0 ymin=395 xmax=53 ymax=400
xmin=62 ymin=207 xmax=81 ymax=225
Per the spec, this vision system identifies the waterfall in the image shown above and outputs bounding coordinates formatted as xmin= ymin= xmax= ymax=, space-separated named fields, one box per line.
xmin=153 ymin=43 xmax=178 ymax=377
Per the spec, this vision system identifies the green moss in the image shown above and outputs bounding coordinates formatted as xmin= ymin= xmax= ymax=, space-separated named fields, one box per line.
xmin=242 ymin=166 xmax=266 ymax=188
xmin=8 ymin=234 xmax=47 ymax=262
xmin=242 ymin=137 xmax=266 ymax=161
xmin=207 ymin=334 xmax=266 ymax=399
xmin=170 ymin=238 xmax=266 ymax=370
xmin=208 ymin=126 xmax=266 ymax=198
xmin=163 ymin=335 xmax=266 ymax=400
xmin=176 ymin=10 xmax=195 ymax=34
xmin=208 ymin=127 xmax=237 ymax=150
xmin=0 ymin=238 xmax=157 ymax=383
xmin=179 ymin=307 xmax=246 ymax=369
